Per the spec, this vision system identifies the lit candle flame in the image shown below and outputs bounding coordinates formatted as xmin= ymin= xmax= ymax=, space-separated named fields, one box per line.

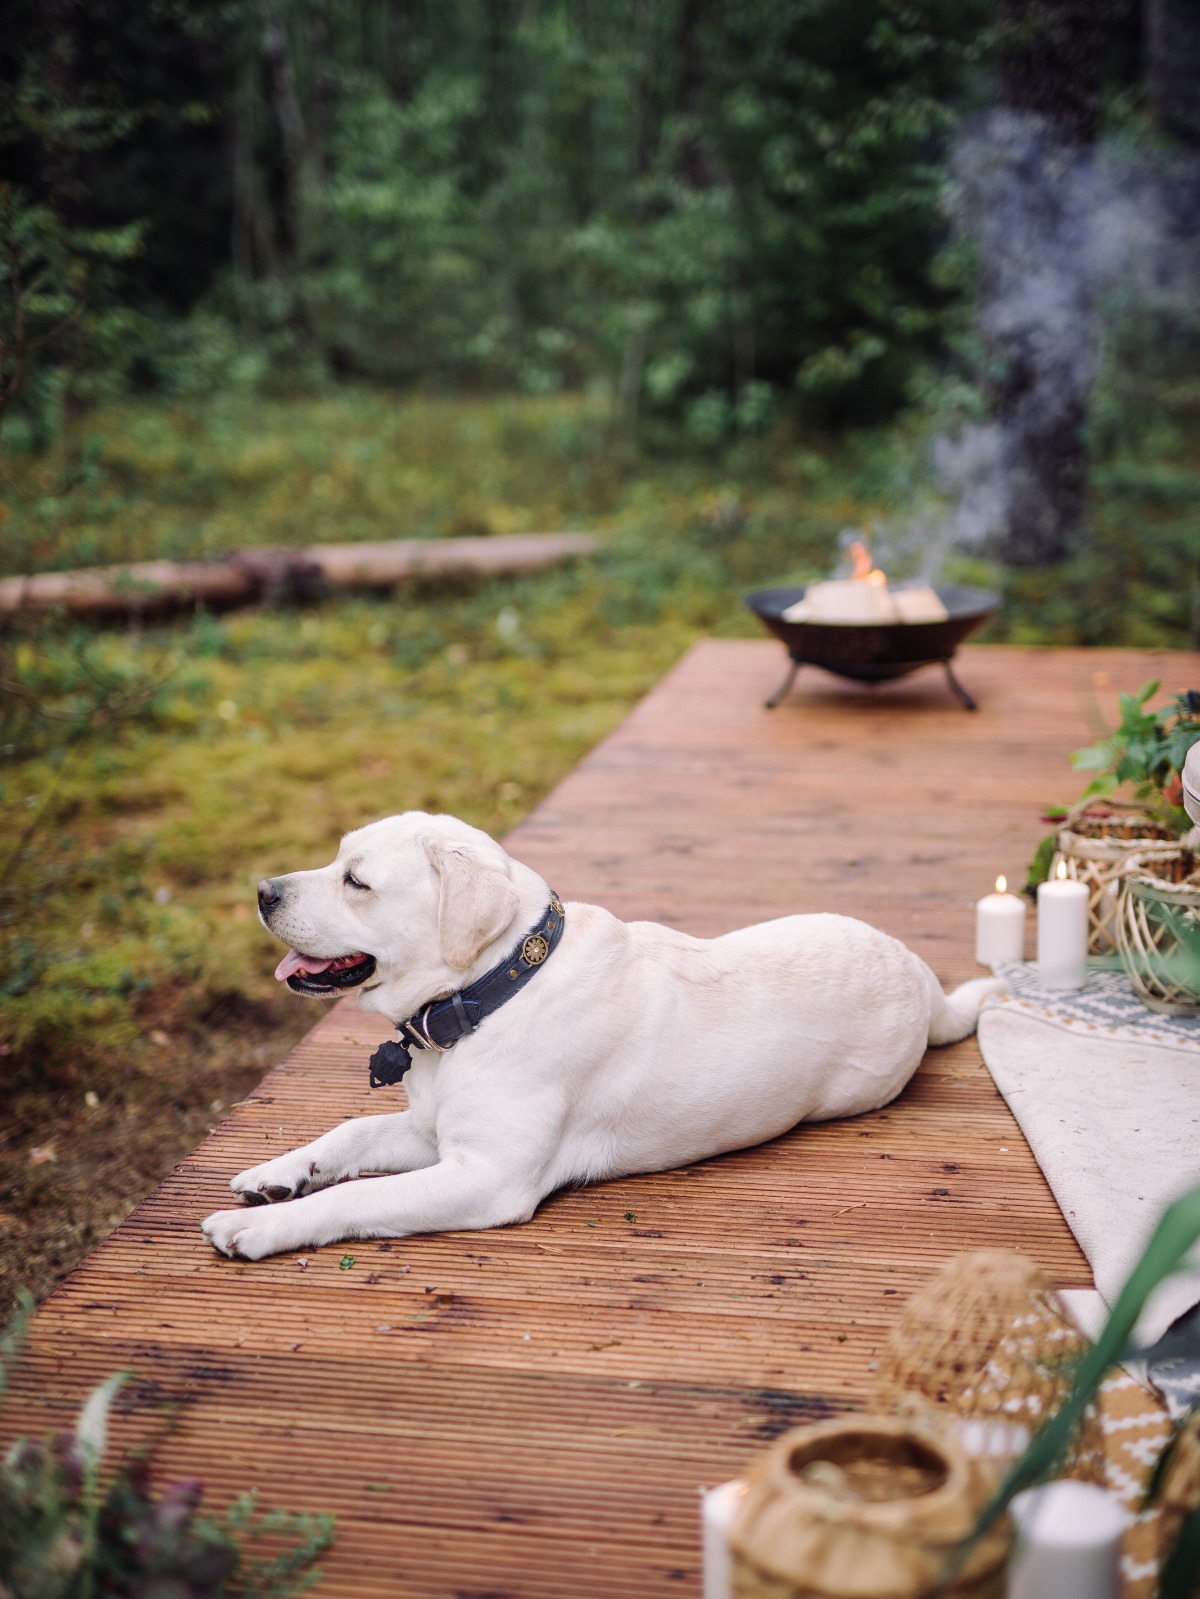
xmin=996 ymin=875 xmax=1007 ymax=894
xmin=1055 ymin=860 xmax=1068 ymax=880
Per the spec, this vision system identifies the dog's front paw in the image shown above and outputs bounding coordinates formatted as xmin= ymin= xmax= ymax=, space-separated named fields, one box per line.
xmin=201 ymin=1206 xmax=285 ymax=1261
xmin=231 ymin=1150 xmax=325 ymax=1206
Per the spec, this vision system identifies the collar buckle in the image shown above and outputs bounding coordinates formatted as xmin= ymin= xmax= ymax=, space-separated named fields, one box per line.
xmin=405 ymin=1005 xmax=454 ymax=1052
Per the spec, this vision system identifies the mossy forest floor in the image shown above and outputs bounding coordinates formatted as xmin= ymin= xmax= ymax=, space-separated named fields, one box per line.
xmin=2 ymin=383 xmax=1198 ymax=1314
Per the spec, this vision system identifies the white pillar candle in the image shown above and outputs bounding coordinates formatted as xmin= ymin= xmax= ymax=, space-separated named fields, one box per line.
xmin=1036 ymin=862 xmax=1089 ymax=991
xmin=1007 ymin=1479 xmax=1124 ymax=1599
xmin=976 ymin=876 xmax=1027 ymax=966
xmin=701 ymin=1479 xmax=747 ymax=1599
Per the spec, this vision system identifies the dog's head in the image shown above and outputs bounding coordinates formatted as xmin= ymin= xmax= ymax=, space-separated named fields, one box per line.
xmin=257 ymin=812 xmax=542 ymax=1020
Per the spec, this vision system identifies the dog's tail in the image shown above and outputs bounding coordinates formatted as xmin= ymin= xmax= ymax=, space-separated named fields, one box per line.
xmin=924 ymin=968 xmax=1007 ymax=1046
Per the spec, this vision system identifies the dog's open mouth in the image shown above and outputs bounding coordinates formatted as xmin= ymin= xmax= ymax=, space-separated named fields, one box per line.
xmin=274 ymin=948 xmax=377 ymax=995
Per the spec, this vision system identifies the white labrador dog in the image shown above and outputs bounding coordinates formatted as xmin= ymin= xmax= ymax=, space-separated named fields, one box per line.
xmin=201 ymin=811 xmax=999 ymax=1260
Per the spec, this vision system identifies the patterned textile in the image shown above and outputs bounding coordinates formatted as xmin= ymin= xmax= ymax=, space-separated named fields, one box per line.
xmin=993 ymin=960 xmax=1200 ymax=1051
xmin=980 ymin=962 xmax=1200 ymax=1416
xmin=1098 ymin=1367 xmax=1174 ymax=1598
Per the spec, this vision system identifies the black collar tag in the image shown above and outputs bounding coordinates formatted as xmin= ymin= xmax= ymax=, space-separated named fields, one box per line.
xmin=367 ymin=893 xmax=565 ymax=1089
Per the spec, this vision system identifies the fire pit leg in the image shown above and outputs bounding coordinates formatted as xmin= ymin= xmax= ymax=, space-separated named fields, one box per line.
xmin=943 ymin=660 xmax=978 ymax=712
xmin=765 ymin=658 xmax=801 ymax=709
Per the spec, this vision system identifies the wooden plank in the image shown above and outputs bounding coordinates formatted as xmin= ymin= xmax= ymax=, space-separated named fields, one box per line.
xmin=4 ymin=641 xmax=1195 ymax=1597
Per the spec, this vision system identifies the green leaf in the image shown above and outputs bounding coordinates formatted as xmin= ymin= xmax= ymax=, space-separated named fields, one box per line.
xmin=1024 ymin=834 xmax=1057 ymax=894
xmin=1071 ymin=741 xmax=1114 ymax=772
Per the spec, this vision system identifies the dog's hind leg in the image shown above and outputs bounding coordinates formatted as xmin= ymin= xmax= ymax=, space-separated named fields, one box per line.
xmin=205 ymin=1155 xmax=541 ymax=1259
xmin=230 ymin=1111 xmax=437 ymax=1205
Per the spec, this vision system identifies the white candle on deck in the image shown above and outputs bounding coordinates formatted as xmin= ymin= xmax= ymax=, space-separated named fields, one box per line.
xmin=1036 ymin=861 xmax=1089 ymax=991
xmin=1007 ymin=1480 xmax=1124 ymax=1599
xmin=701 ymin=1480 xmax=747 ymax=1599
xmin=976 ymin=875 xmax=1026 ymax=967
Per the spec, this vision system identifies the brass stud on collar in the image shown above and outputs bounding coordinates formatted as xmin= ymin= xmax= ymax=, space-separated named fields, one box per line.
xmin=522 ymin=934 xmax=549 ymax=966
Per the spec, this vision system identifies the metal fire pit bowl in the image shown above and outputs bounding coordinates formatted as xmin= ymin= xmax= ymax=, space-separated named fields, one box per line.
xmin=744 ymin=583 xmax=1000 ymax=711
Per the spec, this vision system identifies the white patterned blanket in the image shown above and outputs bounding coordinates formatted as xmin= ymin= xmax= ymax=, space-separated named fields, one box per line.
xmin=978 ymin=963 xmax=1200 ymax=1410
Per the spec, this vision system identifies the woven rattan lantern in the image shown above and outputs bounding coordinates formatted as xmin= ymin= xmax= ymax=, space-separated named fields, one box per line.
xmin=729 ymin=1415 xmax=1010 ymax=1599
xmin=870 ymin=1251 xmax=1104 ymax=1482
xmin=1117 ymin=872 xmax=1200 ymax=1016
xmin=1053 ymin=803 xmax=1192 ymax=953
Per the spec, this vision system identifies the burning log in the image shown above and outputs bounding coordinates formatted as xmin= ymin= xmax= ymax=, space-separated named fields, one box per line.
xmin=0 ymin=532 xmax=598 ymax=620
xmin=780 ymin=542 xmax=950 ymax=626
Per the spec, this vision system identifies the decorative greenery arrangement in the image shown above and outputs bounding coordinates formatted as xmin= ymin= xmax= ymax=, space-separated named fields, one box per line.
xmin=0 ymin=1291 xmax=334 ymax=1599
xmin=1026 ymin=681 xmax=1200 ymax=892
xmin=965 ymin=1183 xmax=1200 ymax=1599
xmin=1072 ymin=682 xmax=1200 ymax=828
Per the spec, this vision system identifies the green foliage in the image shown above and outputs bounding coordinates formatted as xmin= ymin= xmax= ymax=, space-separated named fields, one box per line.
xmin=0 ymin=1291 xmax=334 ymax=1598
xmin=0 ymin=0 xmax=991 ymax=441
xmin=289 ymin=0 xmax=991 ymax=423
xmin=1022 ymin=832 xmax=1058 ymax=898
xmin=1070 ymin=680 xmax=1200 ymax=830
xmin=1024 ymin=681 xmax=1200 ymax=892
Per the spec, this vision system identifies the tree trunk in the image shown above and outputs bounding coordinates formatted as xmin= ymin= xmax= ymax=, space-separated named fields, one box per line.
xmin=261 ymin=0 xmax=307 ymax=263
xmin=0 ymin=535 xmax=599 ymax=620
xmin=1146 ymin=0 xmax=1200 ymax=144
xmin=975 ymin=0 xmax=1109 ymax=567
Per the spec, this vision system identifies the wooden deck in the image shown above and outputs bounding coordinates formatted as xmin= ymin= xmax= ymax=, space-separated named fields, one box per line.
xmin=5 ymin=641 xmax=1197 ymax=1596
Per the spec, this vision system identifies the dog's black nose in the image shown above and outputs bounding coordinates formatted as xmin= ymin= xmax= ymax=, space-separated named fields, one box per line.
xmin=257 ymin=878 xmax=283 ymax=915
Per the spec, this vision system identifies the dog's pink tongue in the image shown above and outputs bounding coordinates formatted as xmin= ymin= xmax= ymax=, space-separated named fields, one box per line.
xmin=275 ymin=949 xmax=335 ymax=982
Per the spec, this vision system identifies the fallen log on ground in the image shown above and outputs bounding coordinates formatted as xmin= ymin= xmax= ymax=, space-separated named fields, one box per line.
xmin=0 ymin=532 xmax=598 ymax=620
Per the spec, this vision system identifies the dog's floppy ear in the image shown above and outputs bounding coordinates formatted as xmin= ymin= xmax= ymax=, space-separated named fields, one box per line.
xmin=425 ymin=838 xmax=520 ymax=969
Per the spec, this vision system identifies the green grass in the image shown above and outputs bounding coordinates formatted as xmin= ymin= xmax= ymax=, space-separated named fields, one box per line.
xmin=1 ymin=388 xmax=885 ymax=1099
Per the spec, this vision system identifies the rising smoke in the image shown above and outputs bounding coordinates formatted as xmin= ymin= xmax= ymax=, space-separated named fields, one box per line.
xmin=865 ymin=108 xmax=1200 ymax=582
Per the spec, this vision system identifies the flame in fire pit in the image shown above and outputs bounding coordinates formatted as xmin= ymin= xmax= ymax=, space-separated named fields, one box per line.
xmin=778 ymin=538 xmax=949 ymax=627
xmin=848 ymin=540 xmax=887 ymax=586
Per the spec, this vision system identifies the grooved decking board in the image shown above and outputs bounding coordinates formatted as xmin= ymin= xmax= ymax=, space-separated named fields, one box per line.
xmin=5 ymin=641 xmax=1195 ymax=1597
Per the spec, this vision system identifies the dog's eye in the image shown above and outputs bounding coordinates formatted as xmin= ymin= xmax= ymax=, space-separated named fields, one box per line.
xmin=344 ymin=871 xmax=370 ymax=891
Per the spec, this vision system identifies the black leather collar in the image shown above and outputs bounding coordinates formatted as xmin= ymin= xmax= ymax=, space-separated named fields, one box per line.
xmin=368 ymin=893 xmax=565 ymax=1088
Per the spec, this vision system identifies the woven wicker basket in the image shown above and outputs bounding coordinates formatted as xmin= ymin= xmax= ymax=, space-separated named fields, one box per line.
xmin=729 ymin=1416 xmax=1010 ymax=1599
xmin=1117 ymin=872 xmax=1200 ymax=1016
xmin=870 ymin=1251 xmax=1105 ymax=1484
xmin=1053 ymin=804 xmax=1192 ymax=954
